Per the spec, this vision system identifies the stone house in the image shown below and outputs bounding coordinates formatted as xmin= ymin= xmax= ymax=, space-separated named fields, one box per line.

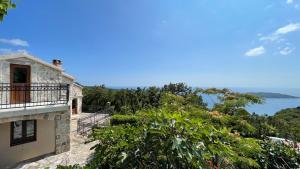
xmin=0 ymin=53 xmax=83 ymax=168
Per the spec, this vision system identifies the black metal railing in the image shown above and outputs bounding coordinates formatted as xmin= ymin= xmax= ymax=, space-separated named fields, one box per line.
xmin=77 ymin=110 xmax=111 ymax=135
xmin=0 ymin=83 xmax=69 ymax=109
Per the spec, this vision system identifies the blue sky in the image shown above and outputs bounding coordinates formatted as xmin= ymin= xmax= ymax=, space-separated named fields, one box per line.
xmin=0 ymin=0 xmax=300 ymax=88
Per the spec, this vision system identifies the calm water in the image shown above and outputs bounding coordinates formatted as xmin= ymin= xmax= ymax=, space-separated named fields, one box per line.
xmin=203 ymin=96 xmax=300 ymax=116
xmin=246 ymin=98 xmax=300 ymax=115
xmin=202 ymin=87 xmax=300 ymax=116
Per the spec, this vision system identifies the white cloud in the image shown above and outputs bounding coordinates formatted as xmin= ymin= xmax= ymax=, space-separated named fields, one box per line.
xmin=0 ymin=38 xmax=29 ymax=47
xmin=0 ymin=48 xmax=13 ymax=54
xmin=0 ymin=48 xmax=29 ymax=55
xmin=260 ymin=23 xmax=300 ymax=42
xmin=16 ymin=49 xmax=28 ymax=54
xmin=279 ymin=47 xmax=294 ymax=55
xmin=287 ymin=0 xmax=293 ymax=4
xmin=259 ymin=34 xmax=281 ymax=42
xmin=275 ymin=23 xmax=300 ymax=34
xmin=245 ymin=46 xmax=266 ymax=57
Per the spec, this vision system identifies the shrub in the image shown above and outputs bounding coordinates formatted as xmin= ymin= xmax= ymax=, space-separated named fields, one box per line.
xmin=110 ymin=114 xmax=139 ymax=126
xmin=89 ymin=109 xmax=262 ymax=169
xmin=258 ymin=140 xmax=300 ymax=169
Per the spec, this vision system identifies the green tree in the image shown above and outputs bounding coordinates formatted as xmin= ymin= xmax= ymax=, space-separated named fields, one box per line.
xmin=198 ymin=88 xmax=263 ymax=115
xmin=162 ymin=82 xmax=192 ymax=97
xmin=82 ymin=83 xmax=206 ymax=114
xmin=0 ymin=0 xmax=15 ymax=21
xmin=270 ymin=107 xmax=300 ymax=141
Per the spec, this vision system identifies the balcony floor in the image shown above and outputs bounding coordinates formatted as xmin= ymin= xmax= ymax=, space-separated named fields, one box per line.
xmin=0 ymin=101 xmax=69 ymax=119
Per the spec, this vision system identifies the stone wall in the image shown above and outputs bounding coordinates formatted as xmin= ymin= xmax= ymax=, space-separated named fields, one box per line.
xmin=70 ymin=84 xmax=83 ymax=98
xmin=69 ymin=84 xmax=83 ymax=115
xmin=0 ymin=61 xmax=10 ymax=83
xmin=54 ymin=111 xmax=71 ymax=154
xmin=0 ymin=57 xmax=80 ymax=109
xmin=77 ymin=97 xmax=83 ymax=114
xmin=0 ymin=57 xmax=62 ymax=83
xmin=0 ymin=57 xmax=67 ymax=104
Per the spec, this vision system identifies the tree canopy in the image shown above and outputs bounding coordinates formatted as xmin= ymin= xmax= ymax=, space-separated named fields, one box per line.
xmin=82 ymin=83 xmax=207 ymax=114
xmin=271 ymin=107 xmax=300 ymax=141
xmin=0 ymin=0 xmax=15 ymax=21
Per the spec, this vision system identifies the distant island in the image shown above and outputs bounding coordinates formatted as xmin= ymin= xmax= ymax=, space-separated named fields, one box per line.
xmin=248 ymin=92 xmax=300 ymax=99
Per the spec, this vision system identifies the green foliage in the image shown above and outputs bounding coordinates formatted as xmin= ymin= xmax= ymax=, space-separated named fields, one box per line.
xmin=198 ymin=88 xmax=264 ymax=115
xmin=246 ymin=114 xmax=276 ymax=139
xmin=258 ymin=140 xmax=300 ymax=169
xmin=83 ymin=83 xmax=206 ymax=114
xmin=162 ymin=83 xmax=192 ymax=96
xmin=195 ymin=88 xmax=275 ymax=140
xmin=87 ymin=97 xmax=264 ymax=169
xmin=271 ymin=107 xmax=300 ymax=141
xmin=110 ymin=114 xmax=139 ymax=126
xmin=0 ymin=0 xmax=16 ymax=21
xmin=82 ymin=85 xmax=114 ymax=112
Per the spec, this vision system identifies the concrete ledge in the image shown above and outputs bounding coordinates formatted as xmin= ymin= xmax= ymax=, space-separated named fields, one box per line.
xmin=0 ymin=104 xmax=69 ymax=119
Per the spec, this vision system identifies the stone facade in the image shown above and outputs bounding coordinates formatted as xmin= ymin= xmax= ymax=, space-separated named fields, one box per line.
xmin=0 ymin=56 xmax=74 ymax=104
xmin=0 ymin=53 xmax=81 ymax=167
xmin=69 ymin=83 xmax=83 ymax=115
xmin=0 ymin=54 xmax=82 ymax=114
xmin=54 ymin=111 xmax=71 ymax=154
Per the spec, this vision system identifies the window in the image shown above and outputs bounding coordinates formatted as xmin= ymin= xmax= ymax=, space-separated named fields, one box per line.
xmin=11 ymin=120 xmax=37 ymax=146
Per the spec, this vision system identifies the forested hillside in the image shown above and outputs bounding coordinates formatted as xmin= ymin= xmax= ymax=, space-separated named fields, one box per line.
xmin=271 ymin=107 xmax=300 ymax=141
xmin=248 ymin=92 xmax=300 ymax=98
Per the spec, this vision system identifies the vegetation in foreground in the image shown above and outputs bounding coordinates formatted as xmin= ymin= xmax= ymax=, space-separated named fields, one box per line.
xmin=61 ymin=83 xmax=300 ymax=169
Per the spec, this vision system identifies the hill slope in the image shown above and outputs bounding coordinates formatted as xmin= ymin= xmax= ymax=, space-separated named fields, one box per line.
xmin=248 ymin=92 xmax=300 ymax=99
xmin=271 ymin=107 xmax=300 ymax=141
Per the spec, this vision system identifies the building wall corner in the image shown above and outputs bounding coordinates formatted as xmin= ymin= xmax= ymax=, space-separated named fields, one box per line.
xmin=54 ymin=110 xmax=71 ymax=154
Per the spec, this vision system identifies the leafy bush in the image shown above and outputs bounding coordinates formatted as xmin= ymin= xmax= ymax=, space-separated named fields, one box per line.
xmin=110 ymin=115 xmax=139 ymax=126
xmin=258 ymin=140 xmax=300 ymax=169
xmin=88 ymin=107 xmax=262 ymax=169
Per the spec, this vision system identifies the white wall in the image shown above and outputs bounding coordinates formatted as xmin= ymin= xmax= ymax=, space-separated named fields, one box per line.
xmin=0 ymin=119 xmax=56 ymax=168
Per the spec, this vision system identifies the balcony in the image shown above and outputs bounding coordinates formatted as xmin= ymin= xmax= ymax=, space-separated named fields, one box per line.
xmin=0 ymin=83 xmax=70 ymax=118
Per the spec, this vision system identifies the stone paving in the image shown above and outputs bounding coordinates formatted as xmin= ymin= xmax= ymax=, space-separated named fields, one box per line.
xmin=14 ymin=114 xmax=100 ymax=169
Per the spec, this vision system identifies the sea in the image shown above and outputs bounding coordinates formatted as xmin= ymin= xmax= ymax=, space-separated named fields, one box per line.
xmin=202 ymin=88 xmax=300 ymax=116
